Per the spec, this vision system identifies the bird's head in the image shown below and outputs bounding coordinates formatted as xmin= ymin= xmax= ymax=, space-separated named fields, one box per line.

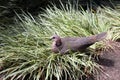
xmin=51 ymin=34 xmax=61 ymax=41
xmin=50 ymin=34 xmax=62 ymax=46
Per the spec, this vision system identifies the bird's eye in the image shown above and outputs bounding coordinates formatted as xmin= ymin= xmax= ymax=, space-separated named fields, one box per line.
xmin=52 ymin=37 xmax=56 ymax=39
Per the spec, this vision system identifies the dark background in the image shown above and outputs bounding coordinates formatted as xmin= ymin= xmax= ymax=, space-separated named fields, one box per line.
xmin=0 ymin=0 xmax=120 ymax=25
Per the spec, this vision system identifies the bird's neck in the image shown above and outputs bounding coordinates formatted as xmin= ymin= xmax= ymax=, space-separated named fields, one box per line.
xmin=55 ymin=39 xmax=62 ymax=47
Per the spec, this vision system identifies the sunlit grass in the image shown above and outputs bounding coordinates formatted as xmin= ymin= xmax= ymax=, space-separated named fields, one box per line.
xmin=0 ymin=31 xmax=98 ymax=80
xmin=0 ymin=3 xmax=120 ymax=80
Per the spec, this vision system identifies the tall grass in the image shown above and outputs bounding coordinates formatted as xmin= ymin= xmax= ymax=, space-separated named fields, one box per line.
xmin=0 ymin=2 xmax=120 ymax=80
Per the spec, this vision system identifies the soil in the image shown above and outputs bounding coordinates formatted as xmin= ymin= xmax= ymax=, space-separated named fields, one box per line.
xmin=94 ymin=42 xmax=120 ymax=80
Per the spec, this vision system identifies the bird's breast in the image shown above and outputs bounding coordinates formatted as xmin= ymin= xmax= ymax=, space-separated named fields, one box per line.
xmin=51 ymin=41 xmax=59 ymax=53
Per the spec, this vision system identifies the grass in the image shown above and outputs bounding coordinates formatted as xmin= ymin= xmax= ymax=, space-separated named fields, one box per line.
xmin=0 ymin=2 xmax=120 ymax=80
xmin=0 ymin=31 xmax=98 ymax=80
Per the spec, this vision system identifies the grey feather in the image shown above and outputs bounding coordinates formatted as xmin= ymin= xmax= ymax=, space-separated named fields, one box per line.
xmin=51 ymin=32 xmax=107 ymax=54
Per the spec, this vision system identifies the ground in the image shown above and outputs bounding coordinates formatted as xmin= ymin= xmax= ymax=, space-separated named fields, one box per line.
xmin=95 ymin=41 xmax=120 ymax=80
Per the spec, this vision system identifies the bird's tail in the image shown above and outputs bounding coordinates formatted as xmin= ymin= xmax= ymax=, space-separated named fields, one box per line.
xmin=95 ymin=32 xmax=107 ymax=41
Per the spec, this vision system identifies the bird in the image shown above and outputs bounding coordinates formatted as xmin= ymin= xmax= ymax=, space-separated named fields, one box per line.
xmin=51 ymin=32 xmax=107 ymax=54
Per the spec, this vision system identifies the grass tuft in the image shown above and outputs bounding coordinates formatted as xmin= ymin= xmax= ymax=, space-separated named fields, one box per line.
xmin=0 ymin=2 xmax=120 ymax=80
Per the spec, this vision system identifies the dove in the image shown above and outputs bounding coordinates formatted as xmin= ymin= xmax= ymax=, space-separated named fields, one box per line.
xmin=51 ymin=32 xmax=107 ymax=54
